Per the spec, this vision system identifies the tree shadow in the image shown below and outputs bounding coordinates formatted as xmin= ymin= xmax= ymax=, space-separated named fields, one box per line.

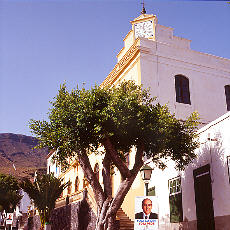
xmin=78 ymin=199 xmax=90 ymax=230
xmin=181 ymin=131 xmax=229 ymax=229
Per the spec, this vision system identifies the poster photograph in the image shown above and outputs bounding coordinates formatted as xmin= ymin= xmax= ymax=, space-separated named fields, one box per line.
xmin=134 ymin=196 xmax=159 ymax=230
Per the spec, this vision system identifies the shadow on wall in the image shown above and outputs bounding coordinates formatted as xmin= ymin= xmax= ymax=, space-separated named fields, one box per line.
xmin=78 ymin=199 xmax=91 ymax=230
xmin=160 ymin=213 xmax=184 ymax=230
xmin=50 ymin=200 xmax=95 ymax=230
xmin=181 ymin=131 xmax=229 ymax=230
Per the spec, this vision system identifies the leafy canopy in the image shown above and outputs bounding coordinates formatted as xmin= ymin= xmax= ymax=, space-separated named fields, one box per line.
xmin=0 ymin=173 xmax=22 ymax=212
xmin=30 ymin=81 xmax=199 ymax=170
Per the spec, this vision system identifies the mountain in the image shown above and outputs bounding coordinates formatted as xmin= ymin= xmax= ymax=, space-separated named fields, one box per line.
xmin=0 ymin=133 xmax=48 ymax=178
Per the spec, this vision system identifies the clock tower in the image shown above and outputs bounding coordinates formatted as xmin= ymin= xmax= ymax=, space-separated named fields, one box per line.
xmin=131 ymin=8 xmax=157 ymax=40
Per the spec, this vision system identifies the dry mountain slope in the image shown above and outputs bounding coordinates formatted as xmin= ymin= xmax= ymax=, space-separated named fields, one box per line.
xmin=0 ymin=133 xmax=48 ymax=178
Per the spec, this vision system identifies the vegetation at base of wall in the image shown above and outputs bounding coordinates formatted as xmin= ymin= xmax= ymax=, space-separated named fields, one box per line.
xmin=20 ymin=173 xmax=68 ymax=229
xmin=0 ymin=173 xmax=22 ymax=212
xmin=29 ymin=81 xmax=199 ymax=230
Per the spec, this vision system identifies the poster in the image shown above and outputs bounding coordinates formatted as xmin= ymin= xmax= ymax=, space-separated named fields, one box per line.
xmin=134 ymin=196 xmax=159 ymax=230
xmin=6 ymin=213 xmax=13 ymax=225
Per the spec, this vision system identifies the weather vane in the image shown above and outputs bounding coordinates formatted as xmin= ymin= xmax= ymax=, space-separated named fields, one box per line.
xmin=141 ymin=0 xmax=146 ymax=14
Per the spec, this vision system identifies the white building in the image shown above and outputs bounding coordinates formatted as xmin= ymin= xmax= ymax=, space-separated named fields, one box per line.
xmin=47 ymin=10 xmax=230 ymax=230
xmin=102 ymin=13 xmax=230 ymax=126
xmin=18 ymin=190 xmax=31 ymax=214
xmin=148 ymin=111 xmax=230 ymax=230
xmin=100 ymin=10 xmax=230 ymax=224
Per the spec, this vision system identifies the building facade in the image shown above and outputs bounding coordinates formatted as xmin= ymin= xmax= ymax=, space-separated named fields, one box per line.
xmin=47 ymin=11 xmax=230 ymax=230
xmin=147 ymin=111 xmax=230 ymax=230
xmin=101 ymin=13 xmax=230 ymax=126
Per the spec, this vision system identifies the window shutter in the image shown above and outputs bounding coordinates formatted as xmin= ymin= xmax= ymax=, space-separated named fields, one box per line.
xmin=175 ymin=76 xmax=181 ymax=103
xmin=225 ymin=85 xmax=230 ymax=111
xmin=175 ymin=75 xmax=191 ymax=104
xmin=182 ymin=77 xmax=191 ymax=104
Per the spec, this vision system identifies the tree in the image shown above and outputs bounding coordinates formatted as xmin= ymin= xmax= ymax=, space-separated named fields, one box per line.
xmin=29 ymin=81 xmax=199 ymax=230
xmin=20 ymin=173 xmax=68 ymax=229
xmin=0 ymin=173 xmax=22 ymax=212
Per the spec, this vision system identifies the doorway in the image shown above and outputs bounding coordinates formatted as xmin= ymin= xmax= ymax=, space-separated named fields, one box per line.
xmin=193 ymin=164 xmax=215 ymax=230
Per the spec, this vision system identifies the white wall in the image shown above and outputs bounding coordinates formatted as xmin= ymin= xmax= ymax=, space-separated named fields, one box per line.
xmin=139 ymin=33 xmax=230 ymax=125
xmin=19 ymin=190 xmax=31 ymax=214
xmin=110 ymin=15 xmax=230 ymax=126
xmin=147 ymin=112 xmax=230 ymax=229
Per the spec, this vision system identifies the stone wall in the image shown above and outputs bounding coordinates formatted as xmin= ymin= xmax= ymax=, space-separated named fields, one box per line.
xmin=31 ymin=200 xmax=96 ymax=230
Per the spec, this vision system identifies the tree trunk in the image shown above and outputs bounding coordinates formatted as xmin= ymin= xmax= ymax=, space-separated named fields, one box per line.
xmin=107 ymin=214 xmax=117 ymax=230
xmin=44 ymin=224 xmax=51 ymax=230
xmin=78 ymin=141 xmax=144 ymax=230
xmin=95 ymin=213 xmax=117 ymax=230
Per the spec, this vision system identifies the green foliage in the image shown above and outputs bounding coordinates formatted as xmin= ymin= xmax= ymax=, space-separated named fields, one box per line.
xmin=30 ymin=81 xmax=199 ymax=169
xmin=20 ymin=173 xmax=68 ymax=228
xmin=0 ymin=173 xmax=22 ymax=212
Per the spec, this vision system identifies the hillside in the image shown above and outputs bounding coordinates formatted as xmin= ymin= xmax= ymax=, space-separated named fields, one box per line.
xmin=0 ymin=133 xmax=48 ymax=178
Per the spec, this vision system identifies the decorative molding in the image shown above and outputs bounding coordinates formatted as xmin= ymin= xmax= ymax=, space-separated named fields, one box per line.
xmin=139 ymin=45 xmax=151 ymax=54
xmin=101 ymin=39 xmax=140 ymax=87
xmin=130 ymin=14 xmax=156 ymax=24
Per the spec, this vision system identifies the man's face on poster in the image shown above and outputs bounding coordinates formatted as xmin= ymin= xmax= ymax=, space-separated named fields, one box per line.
xmin=142 ymin=199 xmax=152 ymax=215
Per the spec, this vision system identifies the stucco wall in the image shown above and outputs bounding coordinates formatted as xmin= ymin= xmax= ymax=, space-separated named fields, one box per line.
xmin=139 ymin=38 xmax=230 ymax=126
xmin=146 ymin=112 xmax=230 ymax=230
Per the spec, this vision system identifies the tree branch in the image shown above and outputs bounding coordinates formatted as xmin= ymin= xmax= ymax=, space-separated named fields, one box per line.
xmin=102 ymin=153 xmax=112 ymax=198
xmin=102 ymin=144 xmax=144 ymax=222
xmin=103 ymin=137 xmax=131 ymax=179
xmin=98 ymin=196 xmax=112 ymax=228
xmin=130 ymin=144 xmax=144 ymax=175
xmin=103 ymin=176 xmax=136 ymax=223
xmin=77 ymin=150 xmax=105 ymax=207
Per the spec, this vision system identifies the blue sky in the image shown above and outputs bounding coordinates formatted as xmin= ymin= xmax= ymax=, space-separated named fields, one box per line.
xmin=0 ymin=0 xmax=230 ymax=136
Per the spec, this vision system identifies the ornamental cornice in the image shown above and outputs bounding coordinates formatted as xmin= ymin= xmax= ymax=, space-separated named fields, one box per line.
xmin=101 ymin=39 xmax=140 ymax=87
xmin=139 ymin=45 xmax=151 ymax=54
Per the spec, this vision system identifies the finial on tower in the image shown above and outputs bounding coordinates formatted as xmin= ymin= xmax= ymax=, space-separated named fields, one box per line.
xmin=141 ymin=0 xmax=146 ymax=14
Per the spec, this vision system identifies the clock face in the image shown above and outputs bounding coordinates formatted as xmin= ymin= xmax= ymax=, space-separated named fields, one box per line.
xmin=134 ymin=20 xmax=154 ymax=38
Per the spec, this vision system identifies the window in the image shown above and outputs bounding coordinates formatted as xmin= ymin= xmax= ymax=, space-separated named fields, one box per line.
xmin=147 ymin=186 xmax=156 ymax=196
xmin=83 ymin=178 xmax=89 ymax=188
xmin=169 ymin=177 xmax=183 ymax=223
xmin=225 ymin=85 xmax=230 ymax=111
xmin=175 ymin=75 xmax=191 ymax=104
xmin=67 ymin=182 xmax=72 ymax=195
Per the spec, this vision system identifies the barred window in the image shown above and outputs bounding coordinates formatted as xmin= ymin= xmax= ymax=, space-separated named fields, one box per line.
xmin=169 ymin=177 xmax=183 ymax=223
xmin=147 ymin=186 xmax=156 ymax=196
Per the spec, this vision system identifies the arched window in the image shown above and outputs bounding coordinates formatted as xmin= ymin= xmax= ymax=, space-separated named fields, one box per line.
xmin=175 ymin=75 xmax=191 ymax=104
xmin=225 ymin=85 xmax=230 ymax=111
xmin=83 ymin=178 xmax=89 ymax=188
xmin=75 ymin=176 xmax=79 ymax=192
xmin=94 ymin=163 xmax=99 ymax=181
xmin=67 ymin=181 xmax=72 ymax=195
